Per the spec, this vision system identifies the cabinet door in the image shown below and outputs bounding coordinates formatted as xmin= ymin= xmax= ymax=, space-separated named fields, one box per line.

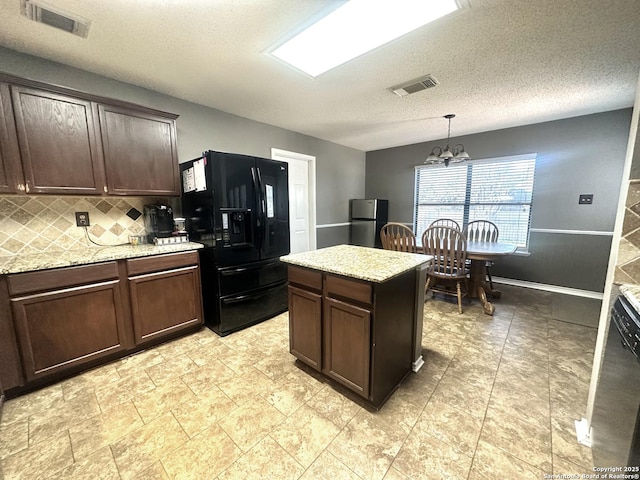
xmin=11 ymin=280 xmax=128 ymax=382
xmin=11 ymin=85 xmax=106 ymax=195
xmin=0 ymin=83 xmax=23 ymax=193
xmin=98 ymin=104 xmax=179 ymax=196
xmin=0 ymin=276 xmax=24 ymax=390
xmin=323 ymin=297 xmax=371 ymax=398
xmin=288 ymin=285 xmax=322 ymax=371
xmin=128 ymin=265 xmax=203 ymax=346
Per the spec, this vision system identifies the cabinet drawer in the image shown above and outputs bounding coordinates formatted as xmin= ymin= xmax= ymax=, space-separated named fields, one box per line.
xmin=126 ymin=251 xmax=199 ymax=276
xmin=324 ymin=274 xmax=372 ymax=306
xmin=288 ymin=266 xmax=322 ymax=291
xmin=8 ymin=262 xmax=119 ymax=296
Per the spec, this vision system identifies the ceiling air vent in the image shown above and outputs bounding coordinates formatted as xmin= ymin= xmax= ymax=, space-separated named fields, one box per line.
xmin=390 ymin=74 xmax=439 ymax=97
xmin=21 ymin=0 xmax=90 ymax=38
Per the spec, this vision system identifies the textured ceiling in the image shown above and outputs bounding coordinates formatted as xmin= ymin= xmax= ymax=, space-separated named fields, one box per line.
xmin=0 ymin=0 xmax=639 ymax=152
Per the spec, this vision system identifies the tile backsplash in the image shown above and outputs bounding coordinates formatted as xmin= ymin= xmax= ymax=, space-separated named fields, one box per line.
xmin=616 ymin=181 xmax=640 ymax=284
xmin=0 ymin=196 xmax=166 ymax=256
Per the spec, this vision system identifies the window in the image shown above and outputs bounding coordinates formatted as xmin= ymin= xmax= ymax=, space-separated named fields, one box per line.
xmin=414 ymin=154 xmax=536 ymax=248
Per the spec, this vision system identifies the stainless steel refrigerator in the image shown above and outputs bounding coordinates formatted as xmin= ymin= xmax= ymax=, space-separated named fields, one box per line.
xmin=350 ymin=199 xmax=388 ymax=248
xmin=180 ymin=150 xmax=290 ymax=336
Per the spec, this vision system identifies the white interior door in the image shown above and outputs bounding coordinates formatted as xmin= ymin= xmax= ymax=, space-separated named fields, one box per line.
xmin=271 ymin=148 xmax=317 ymax=253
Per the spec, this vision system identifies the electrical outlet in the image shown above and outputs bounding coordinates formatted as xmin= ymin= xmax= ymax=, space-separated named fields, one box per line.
xmin=75 ymin=212 xmax=90 ymax=227
xmin=578 ymin=194 xmax=594 ymax=205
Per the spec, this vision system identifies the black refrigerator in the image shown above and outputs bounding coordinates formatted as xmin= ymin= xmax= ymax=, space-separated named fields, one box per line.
xmin=180 ymin=150 xmax=290 ymax=336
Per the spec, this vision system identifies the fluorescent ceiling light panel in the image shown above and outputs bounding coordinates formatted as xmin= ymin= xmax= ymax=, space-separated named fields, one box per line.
xmin=270 ymin=0 xmax=461 ymax=77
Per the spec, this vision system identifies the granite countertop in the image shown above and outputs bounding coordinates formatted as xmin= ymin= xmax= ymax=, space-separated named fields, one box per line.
xmin=0 ymin=242 xmax=204 ymax=275
xmin=281 ymin=244 xmax=432 ymax=283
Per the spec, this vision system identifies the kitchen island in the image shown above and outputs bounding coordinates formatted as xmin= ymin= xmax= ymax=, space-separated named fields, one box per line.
xmin=281 ymin=244 xmax=431 ymax=410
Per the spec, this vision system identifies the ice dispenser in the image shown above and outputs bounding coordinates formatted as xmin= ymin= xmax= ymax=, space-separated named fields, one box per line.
xmin=220 ymin=208 xmax=253 ymax=247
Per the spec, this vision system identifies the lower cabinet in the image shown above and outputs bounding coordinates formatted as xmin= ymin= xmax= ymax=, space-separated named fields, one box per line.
xmin=323 ymin=297 xmax=371 ymax=398
xmin=287 ymin=265 xmax=415 ymax=409
xmin=127 ymin=252 xmax=203 ymax=346
xmin=288 ymin=285 xmax=322 ymax=370
xmin=3 ymin=251 xmax=204 ymax=392
xmin=10 ymin=268 xmax=129 ymax=382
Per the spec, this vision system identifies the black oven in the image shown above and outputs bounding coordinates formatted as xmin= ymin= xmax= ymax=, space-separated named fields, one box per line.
xmin=591 ymin=294 xmax=640 ymax=468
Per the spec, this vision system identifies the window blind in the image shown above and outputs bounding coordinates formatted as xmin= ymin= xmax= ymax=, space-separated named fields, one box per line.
xmin=414 ymin=154 xmax=536 ymax=247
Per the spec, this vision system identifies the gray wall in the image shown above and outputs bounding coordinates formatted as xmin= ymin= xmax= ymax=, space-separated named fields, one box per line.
xmin=366 ymin=110 xmax=633 ymax=292
xmin=0 ymin=46 xmax=365 ymax=243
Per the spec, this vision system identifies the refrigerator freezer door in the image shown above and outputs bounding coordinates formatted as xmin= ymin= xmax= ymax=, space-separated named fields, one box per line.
xmin=217 ymin=281 xmax=288 ymax=336
xmin=217 ymin=259 xmax=288 ymax=297
xmin=351 ymin=199 xmax=378 ymax=220
xmin=351 ymin=220 xmax=377 ymax=247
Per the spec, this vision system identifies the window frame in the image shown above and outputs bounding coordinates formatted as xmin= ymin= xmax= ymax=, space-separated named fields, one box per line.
xmin=413 ymin=153 xmax=537 ymax=251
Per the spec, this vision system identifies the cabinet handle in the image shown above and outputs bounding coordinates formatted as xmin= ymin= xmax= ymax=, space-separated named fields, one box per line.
xmin=104 ymin=186 xmax=108 ymax=193
xmin=16 ymin=183 xmax=25 ymax=192
xmin=25 ymin=183 xmax=30 ymax=193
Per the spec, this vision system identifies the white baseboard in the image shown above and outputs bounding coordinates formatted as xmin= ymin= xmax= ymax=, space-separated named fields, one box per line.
xmin=493 ymin=277 xmax=603 ymax=300
xmin=575 ymin=417 xmax=592 ymax=447
xmin=412 ymin=356 xmax=424 ymax=373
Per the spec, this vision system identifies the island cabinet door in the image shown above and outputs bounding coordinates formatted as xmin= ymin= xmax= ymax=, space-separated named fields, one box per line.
xmin=288 ymin=285 xmax=322 ymax=371
xmin=322 ymin=297 xmax=371 ymax=398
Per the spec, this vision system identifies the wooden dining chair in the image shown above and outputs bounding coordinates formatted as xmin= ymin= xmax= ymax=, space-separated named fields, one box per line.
xmin=380 ymin=223 xmax=417 ymax=253
xmin=422 ymin=225 xmax=469 ymax=313
xmin=429 ymin=218 xmax=461 ymax=230
xmin=464 ymin=220 xmax=499 ymax=289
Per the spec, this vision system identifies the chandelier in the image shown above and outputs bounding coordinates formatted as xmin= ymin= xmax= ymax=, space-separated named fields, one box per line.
xmin=424 ymin=114 xmax=470 ymax=167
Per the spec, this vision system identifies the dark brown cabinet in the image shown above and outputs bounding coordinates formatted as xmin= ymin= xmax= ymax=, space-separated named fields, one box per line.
xmin=0 ymin=83 xmax=23 ymax=193
xmin=1 ymin=250 xmax=204 ymax=394
xmin=126 ymin=251 xmax=203 ymax=346
xmin=11 ymin=85 xmax=106 ymax=195
xmin=0 ymin=276 xmax=23 ymax=391
xmin=8 ymin=262 xmax=129 ymax=382
xmin=288 ymin=285 xmax=322 ymax=371
xmin=323 ymin=297 xmax=371 ymax=397
xmin=287 ymin=264 xmax=417 ymax=409
xmin=0 ymin=73 xmax=180 ymax=197
xmin=99 ymin=105 xmax=179 ymax=196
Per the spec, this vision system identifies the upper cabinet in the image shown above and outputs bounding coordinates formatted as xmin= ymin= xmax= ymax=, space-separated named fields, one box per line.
xmin=99 ymin=104 xmax=179 ymax=196
xmin=0 ymin=74 xmax=180 ymax=196
xmin=11 ymin=85 xmax=106 ymax=195
xmin=0 ymin=83 xmax=23 ymax=193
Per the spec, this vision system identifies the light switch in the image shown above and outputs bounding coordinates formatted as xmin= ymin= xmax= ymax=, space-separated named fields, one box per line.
xmin=579 ymin=194 xmax=593 ymax=205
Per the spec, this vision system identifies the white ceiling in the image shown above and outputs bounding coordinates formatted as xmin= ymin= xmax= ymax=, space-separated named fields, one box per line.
xmin=0 ymin=0 xmax=639 ymax=152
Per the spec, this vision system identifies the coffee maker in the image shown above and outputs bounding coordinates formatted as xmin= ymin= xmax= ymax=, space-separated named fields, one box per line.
xmin=143 ymin=204 xmax=174 ymax=243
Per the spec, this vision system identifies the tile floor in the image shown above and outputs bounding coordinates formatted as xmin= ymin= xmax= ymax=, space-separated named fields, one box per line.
xmin=0 ymin=284 xmax=600 ymax=479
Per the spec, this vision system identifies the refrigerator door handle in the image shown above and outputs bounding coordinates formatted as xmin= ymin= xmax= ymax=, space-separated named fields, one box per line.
xmin=220 ymin=264 xmax=262 ymax=275
xmin=251 ymin=167 xmax=264 ymax=222
xmin=255 ymin=167 xmax=266 ymax=218
xmin=222 ymin=284 xmax=283 ymax=304
xmin=220 ymin=260 xmax=281 ymax=276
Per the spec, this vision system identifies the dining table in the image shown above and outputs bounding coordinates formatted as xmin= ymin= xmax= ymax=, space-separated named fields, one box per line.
xmin=466 ymin=240 xmax=518 ymax=315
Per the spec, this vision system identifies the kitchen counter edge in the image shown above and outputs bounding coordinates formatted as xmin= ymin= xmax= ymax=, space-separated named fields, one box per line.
xmin=280 ymin=244 xmax=431 ymax=283
xmin=0 ymin=242 xmax=205 ymax=275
